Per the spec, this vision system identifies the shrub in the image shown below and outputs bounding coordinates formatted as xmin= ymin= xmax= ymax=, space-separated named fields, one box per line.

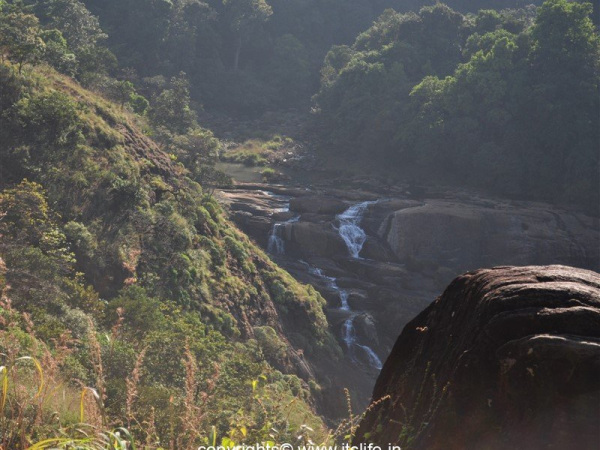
xmin=253 ymin=326 xmax=287 ymax=362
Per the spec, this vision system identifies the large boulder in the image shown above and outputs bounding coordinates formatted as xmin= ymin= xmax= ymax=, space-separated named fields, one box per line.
xmin=355 ymin=265 xmax=600 ymax=449
xmin=284 ymin=222 xmax=348 ymax=258
xmin=354 ymin=312 xmax=379 ymax=347
xmin=231 ymin=211 xmax=273 ymax=246
xmin=360 ymin=236 xmax=397 ymax=262
xmin=381 ymin=201 xmax=600 ymax=272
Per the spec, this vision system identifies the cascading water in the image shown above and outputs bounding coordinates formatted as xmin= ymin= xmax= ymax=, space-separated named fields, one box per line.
xmin=262 ymin=192 xmax=293 ymax=255
xmin=267 ymin=223 xmax=285 ymax=255
xmin=338 ymin=289 xmax=350 ymax=310
xmin=307 ymin=263 xmax=382 ymax=370
xmin=267 ymin=215 xmax=299 ymax=255
xmin=357 ymin=344 xmax=383 ymax=369
xmin=343 ymin=316 xmax=357 ymax=354
xmin=259 ymin=190 xmax=291 ymax=212
xmin=271 ymin=198 xmax=383 ymax=369
xmin=336 ymin=200 xmax=377 ymax=258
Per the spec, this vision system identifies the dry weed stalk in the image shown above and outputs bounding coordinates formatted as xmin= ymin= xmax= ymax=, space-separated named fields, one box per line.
xmin=125 ymin=346 xmax=147 ymax=428
xmin=181 ymin=341 xmax=201 ymax=447
xmin=86 ymin=318 xmax=106 ymax=426
xmin=111 ymin=307 xmax=125 ymax=342
xmin=143 ymin=406 xmax=159 ymax=448
xmin=328 ymin=391 xmax=391 ymax=446
xmin=345 ymin=388 xmax=354 ymax=440
xmin=0 ymin=298 xmax=68 ymax=448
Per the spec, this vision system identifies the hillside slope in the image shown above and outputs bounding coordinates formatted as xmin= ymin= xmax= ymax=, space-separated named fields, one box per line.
xmin=0 ymin=62 xmax=341 ymax=446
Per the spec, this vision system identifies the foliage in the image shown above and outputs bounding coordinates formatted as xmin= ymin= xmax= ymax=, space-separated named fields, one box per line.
xmin=76 ymin=0 xmax=536 ymax=116
xmin=0 ymin=2 xmax=45 ymax=72
xmin=148 ymin=72 xmax=197 ymax=134
xmin=0 ymin=58 xmax=340 ymax=446
xmin=40 ymin=28 xmax=77 ymax=75
xmin=313 ymin=4 xmax=465 ymax=154
xmin=36 ymin=0 xmax=107 ymax=52
xmin=313 ymin=0 xmax=599 ymax=211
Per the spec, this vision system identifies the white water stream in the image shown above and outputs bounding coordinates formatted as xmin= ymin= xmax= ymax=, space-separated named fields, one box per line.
xmin=310 ymin=265 xmax=382 ymax=370
xmin=308 ymin=200 xmax=383 ymax=370
xmin=267 ymin=216 xmax=299 ymax=255
xmin=336 ymin=200 xmax=377 ymax=258
xmin=268 ymin=197 xmax=383 ymax=370
xmin=265 ymin=191 xmax=297 ymax=255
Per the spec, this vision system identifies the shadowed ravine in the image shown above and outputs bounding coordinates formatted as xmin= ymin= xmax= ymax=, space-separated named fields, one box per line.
xmin=217 ymin=180 xmax=600 ymax=409
xmin=1 ymin=0 xmax=597 ymax=445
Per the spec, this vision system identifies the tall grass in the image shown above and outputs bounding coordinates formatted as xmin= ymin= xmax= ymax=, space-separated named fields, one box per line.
xmin=0 ymin=293 xmax=395 ymax=450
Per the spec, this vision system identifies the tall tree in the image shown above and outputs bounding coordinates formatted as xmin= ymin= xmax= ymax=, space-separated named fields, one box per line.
xmin=39 ymin=0 xmax=106 ymax=52
xmin=222 ymin=0 xmax=272 ymax=71
xmin=0 ymin=2 xmax=44 ymax=72
xmin=525 ymin=0 xmax=599 ymax=203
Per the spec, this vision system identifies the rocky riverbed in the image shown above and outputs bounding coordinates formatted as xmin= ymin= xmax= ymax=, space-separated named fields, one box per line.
xmin=216 ymin=180 xmax=600 ymax=406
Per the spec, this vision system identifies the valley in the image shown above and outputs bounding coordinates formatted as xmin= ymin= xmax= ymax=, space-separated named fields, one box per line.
xmin=0 ymin=0 xmax=597 ymax=446
xmin=216 ymin=169 xmax=600 ymax=407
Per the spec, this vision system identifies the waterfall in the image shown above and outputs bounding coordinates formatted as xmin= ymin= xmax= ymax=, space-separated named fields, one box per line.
xmin=267 ymin=223 xmax=286 ymax=255
xmin=269 ymin=196 xmax=382 ymax=369
xmin=336 ymin=200 xmax=377 ymax=258
xmin=357 ymin=344 xmax=383 ymax=370
xmin=339 ymin=289 xmax=350 ymax=310
xmin=267 ymin=215 xmax=299 ymax=255
xmin=260 ymin=190 xmax=291 ymax=212
xmin=307 ymin=263 xmax=381 ymax=370
xmin=343 ymin=315 xmax=357 ymax=354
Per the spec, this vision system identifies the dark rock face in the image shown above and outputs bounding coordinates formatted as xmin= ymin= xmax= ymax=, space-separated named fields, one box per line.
xmin=217 ymin=185 xmax=599 ymax=418
xmin=355 ymin=265 xmax=600 ymax=449
xmin=381 ymin=201 xmax=600 ymax=273
xmin=285 ymin=221 xmax=348 ymax=257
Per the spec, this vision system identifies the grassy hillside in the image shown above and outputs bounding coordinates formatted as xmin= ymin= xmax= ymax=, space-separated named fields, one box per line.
xmin=0 ymin=61 xmax=341 ymax=448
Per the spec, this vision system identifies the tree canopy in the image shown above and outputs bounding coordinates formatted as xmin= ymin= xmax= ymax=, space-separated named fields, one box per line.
xmin=313 ymin=0 xmax=599 ymax=211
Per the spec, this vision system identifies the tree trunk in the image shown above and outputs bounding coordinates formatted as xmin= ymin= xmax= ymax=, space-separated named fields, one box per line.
xmin=233 ymin=35 xmax=242 ymax=72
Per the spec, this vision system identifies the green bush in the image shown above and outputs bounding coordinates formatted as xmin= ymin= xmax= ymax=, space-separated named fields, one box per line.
xmin=253 ymin=326 xmax=287 ymax=362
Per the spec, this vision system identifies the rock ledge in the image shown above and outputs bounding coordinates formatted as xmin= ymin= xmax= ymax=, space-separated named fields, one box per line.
xmin=355 ymin=265 xmax=600 ymax=449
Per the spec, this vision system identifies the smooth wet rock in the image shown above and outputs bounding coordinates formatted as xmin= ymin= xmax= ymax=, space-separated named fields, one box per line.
xmin=230 ymin=201 xmax=271 ymax=215
xmin=272 ymin=211 xmax=296 ymax=222
xmin=354 ymin=313 xmax=379 ymax=347
xmin=335 ymin=277 xmax=377 ymax=291
xmin=337 ymin=258 xmax=409 ymax=282
xmin=286 ymin=222 xmax=348 ymax=257
xmin=231 ymin=212 xmax=273 ymax=246
xmin=381 ymin=201 xmax=600 ymax=272
xmin=362 ymin=199 xmax=422 ymax=236
xmin=355 ymin=265 xmax=600 ymax=450
xmin=294 ymin=213 xmax=333 ymax=223
xmin=361 ymin=237 xmax=397 ymax=262
xmin=346 ymin=290 xmax=371 ymax=310
xmin=325 ymin=308 xmax=356 ymax=328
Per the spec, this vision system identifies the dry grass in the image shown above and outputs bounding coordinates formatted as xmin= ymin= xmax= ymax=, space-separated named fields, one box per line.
xmin=125 ymin=347 xmax=146 ymax=428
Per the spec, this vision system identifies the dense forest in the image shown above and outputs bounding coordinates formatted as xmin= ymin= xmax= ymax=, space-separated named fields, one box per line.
xmin=313 ymin=0 xmax=599 ymax=211
xmin=0 ymin=0 xmax=598 ymax=447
